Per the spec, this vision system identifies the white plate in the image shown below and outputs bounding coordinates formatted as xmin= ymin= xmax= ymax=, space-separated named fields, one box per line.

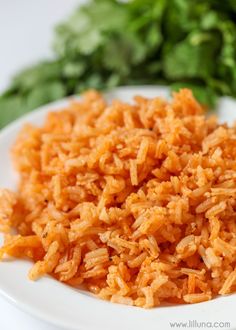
xmin=0 ymin=86 xmax=235 ymax=330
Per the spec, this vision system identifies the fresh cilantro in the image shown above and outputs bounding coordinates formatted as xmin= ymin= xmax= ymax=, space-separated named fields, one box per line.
xmin=1 ymin=0 xmax=236 ymax=127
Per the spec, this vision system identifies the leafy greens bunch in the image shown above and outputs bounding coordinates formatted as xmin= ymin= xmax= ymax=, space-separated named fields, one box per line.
xmin=1 ymin=0 xmax=236 ymax=127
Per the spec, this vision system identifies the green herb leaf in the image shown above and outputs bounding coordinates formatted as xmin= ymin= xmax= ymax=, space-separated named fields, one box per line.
xmin=1 ymin=0 xmax=236 ymax=127
xmin=163 ymin=32 xmax=220 ymax=80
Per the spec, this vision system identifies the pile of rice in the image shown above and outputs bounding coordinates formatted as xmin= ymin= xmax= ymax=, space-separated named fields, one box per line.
xmin=0 ymin=89 xmax=236 ymax=308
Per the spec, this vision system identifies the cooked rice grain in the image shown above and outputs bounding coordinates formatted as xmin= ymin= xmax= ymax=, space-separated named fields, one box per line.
xmin=0 ymin=89 xmax=236 ymax=308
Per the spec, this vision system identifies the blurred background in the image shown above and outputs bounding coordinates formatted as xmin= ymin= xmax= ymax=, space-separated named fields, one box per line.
xmin=0 ymin=0 xmax=80 ymax=91
xmin=1 ymin=0 xmax=236 ymax=129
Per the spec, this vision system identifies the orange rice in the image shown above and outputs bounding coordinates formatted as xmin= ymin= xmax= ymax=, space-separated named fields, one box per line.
xmin=0 ymin=89 xmax=236 ymax=308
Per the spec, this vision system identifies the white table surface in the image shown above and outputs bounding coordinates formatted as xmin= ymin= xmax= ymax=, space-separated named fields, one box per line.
xmin=0 ymin=1 xmax=84 ymax=329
